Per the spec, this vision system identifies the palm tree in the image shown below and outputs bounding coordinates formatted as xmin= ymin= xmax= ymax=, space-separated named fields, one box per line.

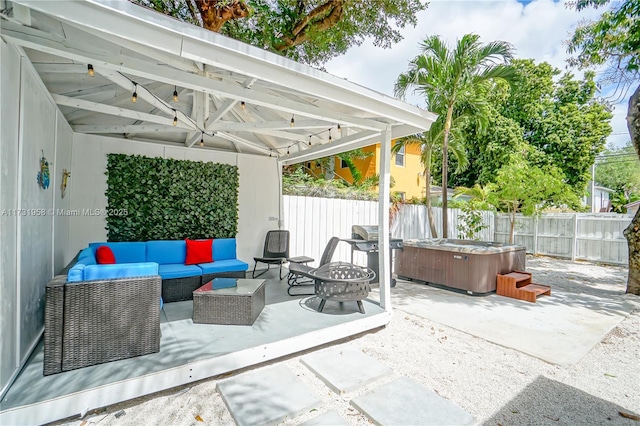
xmin=395 ymin=34 xmax=517 ymax=237
xmin=393 ymin=114 xmax=469 ymax=238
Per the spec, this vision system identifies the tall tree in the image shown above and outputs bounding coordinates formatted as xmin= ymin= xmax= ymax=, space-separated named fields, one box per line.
xmin=488 ymin=159 xmax=582 ymax=244
xmin=450 ymin=59 xmax=612 ymax=193
xmin=595 ymin=142 xmax=640 ymax=196
xmin=131 ymin=0 xmax=428 ymax=65
xmin=393 ymin=115 xmax=469 ymax=238
xmin=567 ymin=0 xmax=640 ymax=295
xmin=395 ymin=34 xmax=517 ymax=237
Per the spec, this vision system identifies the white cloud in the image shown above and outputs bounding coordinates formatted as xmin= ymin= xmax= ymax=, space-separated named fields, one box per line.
xmin=325 ymin=0 xmax=629 ymax=147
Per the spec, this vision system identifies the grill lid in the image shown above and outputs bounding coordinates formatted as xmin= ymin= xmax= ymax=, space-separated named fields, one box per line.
xmin=352 ymin=225 xmax=379 ymax=241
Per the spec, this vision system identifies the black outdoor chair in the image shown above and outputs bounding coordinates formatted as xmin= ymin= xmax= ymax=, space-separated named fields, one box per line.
xmin=287 ymin=236 xmax=340 ymax=296
xmin=252 ymin=230 xmax=290 ymax=280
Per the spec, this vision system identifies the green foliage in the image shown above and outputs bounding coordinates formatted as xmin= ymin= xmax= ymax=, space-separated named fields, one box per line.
xmin=105 ymin=154 xmax=239 ymax=241
xmin=450 ymin=59 xmax=612 ymax=194
xmin=610 ymin=192 xmax=640 ymax=213
xmin=282 ymin=167 xmax=377 ymax=200
xmin=456 ymin=201 xmax=488 ymax=240
xmin=595 ymin=142 xmax=640 ymax=195
xmin=131 ymin=0 xmax=428 ymax=66
xmin=567 ymin=0 xmax=639 ymax=82
xmin=488 ymin=158 xmax=582 ymax=216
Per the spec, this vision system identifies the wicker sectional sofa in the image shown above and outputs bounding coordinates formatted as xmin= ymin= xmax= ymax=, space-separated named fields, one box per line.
xmin=43 ymin=238 xmax=248 ymax=375
xmin=70 ymin=239 xmax=248 ymax=303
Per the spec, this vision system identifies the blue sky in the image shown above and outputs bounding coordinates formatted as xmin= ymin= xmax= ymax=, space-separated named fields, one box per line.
xmin=325 ymin=0 xmax=629 ymax=149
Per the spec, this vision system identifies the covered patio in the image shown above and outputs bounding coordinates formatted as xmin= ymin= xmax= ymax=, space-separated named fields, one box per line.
xmin=0 ymin=0 xmax=435 ymax=424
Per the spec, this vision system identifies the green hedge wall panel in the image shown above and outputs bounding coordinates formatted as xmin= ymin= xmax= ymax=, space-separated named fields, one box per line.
xmin=105 ymin=154 xmax=239 ymax=241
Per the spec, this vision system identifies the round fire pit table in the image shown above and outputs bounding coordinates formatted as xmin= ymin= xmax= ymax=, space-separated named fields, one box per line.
xmin=309 ymin=262 xmax=375 ymax=314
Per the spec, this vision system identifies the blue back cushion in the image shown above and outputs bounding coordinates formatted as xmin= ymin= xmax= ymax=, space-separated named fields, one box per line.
xmin=213 ymin=239 xmax=236 ymax=261
xmin=146 ymin=240 xmax=186 ymax=264
xmin=88 ymin=242 xmax=147 ymax=263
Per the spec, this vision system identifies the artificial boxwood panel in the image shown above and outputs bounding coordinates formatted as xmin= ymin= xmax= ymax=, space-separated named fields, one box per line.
xmin=105 ymin=154 xmax=239 ymax=241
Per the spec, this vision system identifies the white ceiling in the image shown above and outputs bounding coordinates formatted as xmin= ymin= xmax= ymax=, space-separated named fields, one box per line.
xmin=1 ymin=0 xmax=436 ymax=164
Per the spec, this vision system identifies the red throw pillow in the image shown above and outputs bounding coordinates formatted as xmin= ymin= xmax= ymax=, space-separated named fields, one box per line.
xmin=185 ymin=239 xmax=213 ymax=265
xmin=96 ymin=246 xmax=116 ymax=264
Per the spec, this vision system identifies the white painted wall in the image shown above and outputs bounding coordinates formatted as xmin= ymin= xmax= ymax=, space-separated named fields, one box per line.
xmin=68 ymin=134 xmax=281 ymax=265
xmin=0 ymin=40 xmax=22 ymax=397
xmin=0 ymin=43 xmax=74 ymax=396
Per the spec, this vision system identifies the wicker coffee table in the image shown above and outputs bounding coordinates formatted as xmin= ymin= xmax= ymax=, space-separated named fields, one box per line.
xmin=193 ymin=278 xmax=265 ymax=325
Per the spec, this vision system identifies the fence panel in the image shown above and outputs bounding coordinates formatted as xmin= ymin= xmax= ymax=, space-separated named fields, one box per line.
xmin=536 ymin=215 xmax=574 ymax=259
xmin=284 ymin=196 xmax=630 ymax=267
xmin=576 ymin=216 xmax=629 ymax=264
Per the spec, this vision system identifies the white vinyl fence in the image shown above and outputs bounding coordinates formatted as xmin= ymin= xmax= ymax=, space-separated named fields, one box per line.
xmin=494 ymin=213 xmax=631 ymax=265
xmin=283 ymin=196 xmax=631 ymax=266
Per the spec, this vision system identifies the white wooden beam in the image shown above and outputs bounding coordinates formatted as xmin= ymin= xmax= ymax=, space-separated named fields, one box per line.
xmin=53 ymin=94 xmax=193 ymax=130
xmin=72 ymin=124 xmax=187 ymax=134
xmin=216 ymin=132 xmax=270 ymax=154
xmin=280 ymin=130 xmax=380 ymax=165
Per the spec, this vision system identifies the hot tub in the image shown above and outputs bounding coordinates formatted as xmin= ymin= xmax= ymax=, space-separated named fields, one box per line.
xmin=395 ymin=239 xmax=526 ymax=295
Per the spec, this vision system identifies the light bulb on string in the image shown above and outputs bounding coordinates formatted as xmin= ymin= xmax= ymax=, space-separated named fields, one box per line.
xmin=337 ymin=123 xmax=341 ymax=131
xmin=290 ymin=115 xmax=295 ymax=127
xmin=241 ymin=101 xmax=246 ymax=110
xmin=131 ymin=83 xmax=138 ymax=103
xmin=328 ymin=129 xmax=332 ymax=143
xmin=200 ymin=134 xmax=204 ymax=147
xmin=287 ymin=147 xmax=290 ymax=155
xmin=173 ymin=86 xmax=179 ymax=102
xmin=87 ymin=64 xmax=94 ymax=77
xmin=172 ymin=109 xmax=178 ymax=126
xmin=308 ymin=135 xmax=312 ymax=146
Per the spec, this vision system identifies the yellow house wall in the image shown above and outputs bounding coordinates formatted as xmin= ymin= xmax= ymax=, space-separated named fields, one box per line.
xmin=333 ymin=142 xmax=425 ymax=199
xmin=306 ymin=142 xmax=425 ymax=199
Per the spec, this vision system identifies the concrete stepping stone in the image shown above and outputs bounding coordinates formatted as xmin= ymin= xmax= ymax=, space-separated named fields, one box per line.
xmin=300 ymin=410 xmax=348 ymax=425
xmin=216 ymin=365 xmax=320 ymax=426
xmin=300 ymin=346 xmax=393 ymax=394
xmin=350 ymin=377 xmax=475 ymax=425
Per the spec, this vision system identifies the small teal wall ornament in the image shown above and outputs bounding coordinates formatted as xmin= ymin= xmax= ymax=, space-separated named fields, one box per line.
xmin=37 ymin=150 xmax=50 ymax=189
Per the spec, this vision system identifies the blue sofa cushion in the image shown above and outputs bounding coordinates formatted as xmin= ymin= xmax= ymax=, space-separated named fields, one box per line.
xmin=81 ymin=262 xmax=159 ymax=281
xmin=67 ymin=264 xmax=86 ymax=282
xmin=213 ymin=239 xmax=237 ymax=261
xmin=147 ymin=240 xmax=186 ymax=265
xmin=198 ymin=259 xmax=248 ymax=274
xmin=88 ymin=242 xmax=147 ymax=263
xmin=157 ymin=264 xmax=202 ymax=280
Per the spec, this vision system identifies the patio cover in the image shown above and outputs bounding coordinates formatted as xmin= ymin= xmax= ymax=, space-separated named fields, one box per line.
xmin=1 ymin=0 xmax=436 ymax=160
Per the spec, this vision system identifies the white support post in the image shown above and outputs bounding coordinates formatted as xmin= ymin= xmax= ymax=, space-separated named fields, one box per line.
xmin=378 ymin=125 xmax=392 ymax=311
xmin=533 ymin=215 xmax=539 ymax=255
xmin=572 ymin=213 xmax=578 ymax=261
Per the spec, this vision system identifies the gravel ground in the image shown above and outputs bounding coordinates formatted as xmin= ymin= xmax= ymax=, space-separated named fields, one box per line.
xmin=57 ymin=256 xmax=639 ymax=426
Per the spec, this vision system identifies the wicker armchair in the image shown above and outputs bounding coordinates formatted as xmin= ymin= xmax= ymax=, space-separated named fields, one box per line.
xmin=44 ymin=274 xmax=161 ymax=375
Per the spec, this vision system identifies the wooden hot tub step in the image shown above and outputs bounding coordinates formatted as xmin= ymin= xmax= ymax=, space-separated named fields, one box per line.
xmin=496 ymin=271 xmax=551 ymax=303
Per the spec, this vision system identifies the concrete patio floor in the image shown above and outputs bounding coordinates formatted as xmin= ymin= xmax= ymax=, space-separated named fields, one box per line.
xmin=371 ymin=255 xmax=636 ymax=366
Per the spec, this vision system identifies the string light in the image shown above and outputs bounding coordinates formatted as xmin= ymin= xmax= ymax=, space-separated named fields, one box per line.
xmin=269 ymin=151 xmax=272 ymax=158
xmin=173 ymin=86 xmax=179 ymax=102
xmin=172 ymin=109 xmax=178 ymax=126
xmin=290 ymin=115 xmax=295 ymax=127
xmin=337 ymin=123 xmax=341 ymax=130
xmin=328 ymin=129 xmax=332 ymax=143
xmin=200 ymin=133 xmax=204 ymax=147
xmin=308 ymin=135 xmax=312 ymax=146
xmin=241 ymin=101 xmax=246 ymax=110
xmin=287 ymin=147 xmax=290 ymax=155
xmin=131 ymin=83 xmax=138 ymax=103
xmin=87 ymin=64 xmax=94 ymax=77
